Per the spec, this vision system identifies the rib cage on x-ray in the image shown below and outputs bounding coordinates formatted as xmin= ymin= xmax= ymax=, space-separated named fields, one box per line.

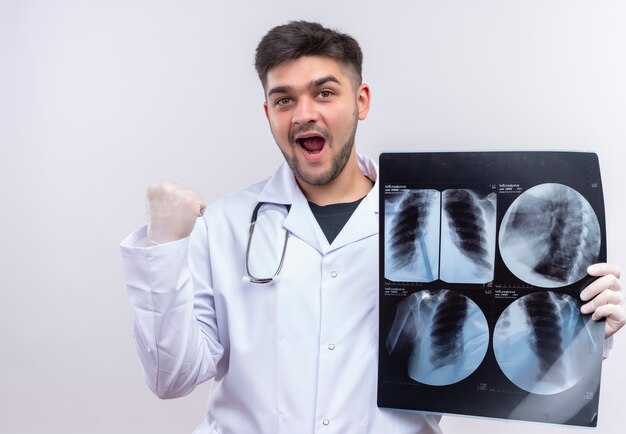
xmin=384 ymin=190 xmax=439 ymax=282
xmin=429 ymin=290 xmax=468 ymax=369
xmin=499 ymin=183 xmax=601 ymax=288
xmin=440 ymin=189 xmax=496 ymax=283
xmin=493 ymin=291 xmax=595 ymax=395
xmin=386 ymin=289 xmax=488 ymax=386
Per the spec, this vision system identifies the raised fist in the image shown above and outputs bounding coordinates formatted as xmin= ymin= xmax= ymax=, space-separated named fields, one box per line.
xmin=146 ymin=182 xmax=206 ymax=245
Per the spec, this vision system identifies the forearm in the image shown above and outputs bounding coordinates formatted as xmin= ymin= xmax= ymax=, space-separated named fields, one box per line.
xmin=121 ymin=224 xmax=223 ymax=398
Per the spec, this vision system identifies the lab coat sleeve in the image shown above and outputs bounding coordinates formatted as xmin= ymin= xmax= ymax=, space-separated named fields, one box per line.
xmin=120 ymin=217 xmax=224 ymax=399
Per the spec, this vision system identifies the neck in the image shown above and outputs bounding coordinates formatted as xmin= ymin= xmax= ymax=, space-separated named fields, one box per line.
xmin=297 ymin=152 xmax=373 ymax=206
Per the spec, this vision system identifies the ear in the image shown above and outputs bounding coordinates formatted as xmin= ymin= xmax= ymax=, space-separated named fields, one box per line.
xmin=356 ymin=83 xmax=371 ymax=120
xmin=263 ymin=101 xmax=269 ymax=120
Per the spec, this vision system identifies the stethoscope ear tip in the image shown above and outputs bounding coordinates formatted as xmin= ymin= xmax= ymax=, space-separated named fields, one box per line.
xmin=242 ymin=275 xmax=251 ymax=283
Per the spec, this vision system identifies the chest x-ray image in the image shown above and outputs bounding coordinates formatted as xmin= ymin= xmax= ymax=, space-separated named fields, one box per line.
xmin=499 ymin=183 xmax=601 ymax=288
xmin=386 ymin=289 xmax=489 ymax=386
xmin=384 ymin=189 xmax=440 ymax=282
xmin=493 ymin=291 xmax=597 ymax=395
xmin=440 ymin=189 xmax=497 ymax=284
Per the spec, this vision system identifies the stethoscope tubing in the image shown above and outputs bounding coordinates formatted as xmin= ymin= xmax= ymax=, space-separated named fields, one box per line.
xmin=244 ymin=202 xmax=291 ymax=284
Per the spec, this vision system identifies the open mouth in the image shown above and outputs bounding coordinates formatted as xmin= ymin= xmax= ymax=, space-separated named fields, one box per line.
xmin=296 ymin=135 xmax=326 ymax=154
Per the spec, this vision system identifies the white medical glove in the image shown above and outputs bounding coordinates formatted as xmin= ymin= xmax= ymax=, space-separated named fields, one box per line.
xmin=580 ymin=263 xmax=624 ymax=338
xmin=146 ymin=182 xmax=206 ymax=245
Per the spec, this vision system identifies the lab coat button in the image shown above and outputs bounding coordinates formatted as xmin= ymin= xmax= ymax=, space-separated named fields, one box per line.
xmin=331 ymin=271 xmax=338 ymax=278
xmin=323 ymin=419 xmax=330 ymax=426
xmin=328 ymin=343 xmax=335 ymax=350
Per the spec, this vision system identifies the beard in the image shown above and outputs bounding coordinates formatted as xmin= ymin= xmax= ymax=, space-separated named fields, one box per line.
xmin=281 ymin=113 xmax=358 ymax=187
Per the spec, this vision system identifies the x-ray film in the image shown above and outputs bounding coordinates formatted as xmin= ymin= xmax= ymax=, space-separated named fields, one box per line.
xmin=378 ymin=152 xmax=606 ymax=427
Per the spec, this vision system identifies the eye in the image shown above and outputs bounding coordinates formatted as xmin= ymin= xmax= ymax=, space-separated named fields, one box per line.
xmin=275 ymin=97 xmax=292 ymax=106
xmin=318 ymin=90 xmax=333 ymax=99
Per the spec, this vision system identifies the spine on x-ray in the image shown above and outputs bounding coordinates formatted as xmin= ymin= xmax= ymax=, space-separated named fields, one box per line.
xmin=430 ymin=290 xmax=468 ymax=368
xmin=522 ymin=291 xmax=564 ymax=384
xmin=533 ymin=192 xmax=587 ymax=283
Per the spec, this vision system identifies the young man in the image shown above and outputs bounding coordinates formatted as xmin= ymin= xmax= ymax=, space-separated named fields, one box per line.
xmin=120 ymin=21 xmax=624 ymax=433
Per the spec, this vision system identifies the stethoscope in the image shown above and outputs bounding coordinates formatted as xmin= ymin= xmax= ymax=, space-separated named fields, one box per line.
xmin=243 ymin=202 xmax=291 ymax=284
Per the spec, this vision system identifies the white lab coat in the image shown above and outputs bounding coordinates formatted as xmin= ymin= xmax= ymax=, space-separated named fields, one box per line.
xmin=120 ymin=154 xmax=442 ymax=434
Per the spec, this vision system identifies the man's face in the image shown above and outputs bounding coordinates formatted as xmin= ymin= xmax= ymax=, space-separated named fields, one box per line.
xmin=263 ymin=56 xmax=370 ymax=188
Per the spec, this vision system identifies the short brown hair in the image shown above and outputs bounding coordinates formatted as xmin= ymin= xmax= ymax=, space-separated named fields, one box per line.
xmin=255 ymin=21 xmax=363 ymax=88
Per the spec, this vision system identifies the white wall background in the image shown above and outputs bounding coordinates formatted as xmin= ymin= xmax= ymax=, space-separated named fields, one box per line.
xmin=1 ymin=0 xmax=624 ymax=433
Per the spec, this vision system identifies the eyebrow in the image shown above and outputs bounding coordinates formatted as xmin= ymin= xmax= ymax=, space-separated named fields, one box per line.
xmin=311 ymin=75 xmax=341 ymax=88
xmin=267 ymin=75 xmax=341 ymax=97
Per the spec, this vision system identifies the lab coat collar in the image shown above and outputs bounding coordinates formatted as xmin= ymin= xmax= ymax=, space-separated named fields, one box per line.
xmin=256 ymin=154 xmax=379 ymax=254
xmin=329 ymin=154 xmax=379 ymax=252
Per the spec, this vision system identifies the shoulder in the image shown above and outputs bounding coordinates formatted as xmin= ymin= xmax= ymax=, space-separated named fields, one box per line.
xmin=204 ymin=177 xmax=271 ymax=220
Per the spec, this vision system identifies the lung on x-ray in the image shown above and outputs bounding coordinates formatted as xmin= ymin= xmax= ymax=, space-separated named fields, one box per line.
xmin=384 ymin=189 xmax=440 ymax=282
xmin=441 ymin=189 xmax=496 ymax=283
xmin=378 ymin=152 xmax=606 ymax=428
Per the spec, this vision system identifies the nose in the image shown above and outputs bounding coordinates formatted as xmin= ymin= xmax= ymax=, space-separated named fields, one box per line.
xmin=291 ymin=97 xmax=319 ymax=125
